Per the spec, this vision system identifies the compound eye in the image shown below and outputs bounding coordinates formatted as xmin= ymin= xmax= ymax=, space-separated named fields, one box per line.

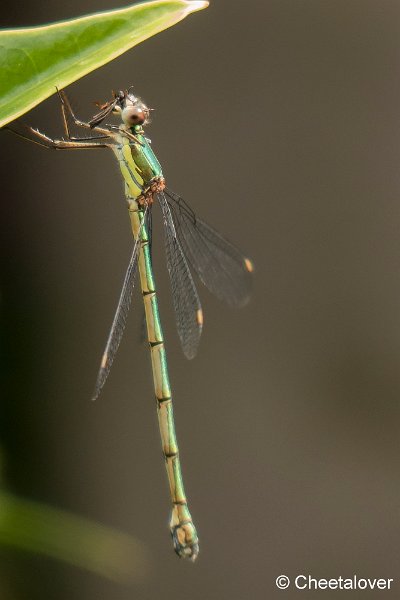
xmin=122 ymin=105 xmax=147 ymax=126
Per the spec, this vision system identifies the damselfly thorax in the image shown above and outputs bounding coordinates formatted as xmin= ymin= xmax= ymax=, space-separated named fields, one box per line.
xmin=112 ymin=127 xmax=165 ymax=206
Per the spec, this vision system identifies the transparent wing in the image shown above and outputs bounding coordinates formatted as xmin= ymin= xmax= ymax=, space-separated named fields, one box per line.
xmin=158 ymin=193 xmax=203 ymax=359
xmin=164 ymin=189 xmax=253 ymax=308
xmin=92 ymin=207 xmax=148 ymax=400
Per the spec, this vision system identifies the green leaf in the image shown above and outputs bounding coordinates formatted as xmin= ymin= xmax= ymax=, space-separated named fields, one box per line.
xmin=0 ymin=490 xmax=150 ymax=583
xmin=0 ymin=0 xmax=208 ymax=128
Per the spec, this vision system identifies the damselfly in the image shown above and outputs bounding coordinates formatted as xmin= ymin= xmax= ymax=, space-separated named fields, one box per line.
xmin=8 ymin=88 xmax=253 ymax=560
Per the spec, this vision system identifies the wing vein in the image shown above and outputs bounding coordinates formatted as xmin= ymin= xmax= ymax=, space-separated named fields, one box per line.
xmin=92 ymin=206 xmax=148 ymax=400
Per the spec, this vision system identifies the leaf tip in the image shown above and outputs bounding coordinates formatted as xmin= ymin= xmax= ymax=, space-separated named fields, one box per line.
xmin=184 ymin=0 xmax=209 ymax=16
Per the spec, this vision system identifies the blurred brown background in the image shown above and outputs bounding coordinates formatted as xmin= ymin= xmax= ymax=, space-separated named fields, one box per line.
xmin=2 ymin=0 xmax=400 ymax=598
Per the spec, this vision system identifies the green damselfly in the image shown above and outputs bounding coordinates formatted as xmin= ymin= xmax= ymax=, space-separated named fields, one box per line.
xmin=8 ymin=89 xmax=253 ymax=560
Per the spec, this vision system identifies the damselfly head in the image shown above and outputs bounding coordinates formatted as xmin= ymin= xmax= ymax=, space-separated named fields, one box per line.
xmin=117 ymin=89 xmax=150 ymax=128
xmin=89 ymin=88 xmax=150 ymax=128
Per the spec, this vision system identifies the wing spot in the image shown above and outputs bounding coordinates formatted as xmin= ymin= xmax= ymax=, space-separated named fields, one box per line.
xmin=244 ymin=258 xmax=254 ymax=273
xmin=196 ymin=309 xmax=204 ymax=326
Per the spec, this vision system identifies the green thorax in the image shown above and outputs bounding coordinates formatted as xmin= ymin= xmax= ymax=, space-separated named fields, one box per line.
xmin=114 ymin=126 xmax=163 ymax=201
xmin=130 ymin=126 xmax=163 ymax=182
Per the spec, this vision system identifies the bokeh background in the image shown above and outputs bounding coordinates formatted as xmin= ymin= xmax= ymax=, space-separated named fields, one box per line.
xmin=2 ymin=0 xmax=400 ymax=598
